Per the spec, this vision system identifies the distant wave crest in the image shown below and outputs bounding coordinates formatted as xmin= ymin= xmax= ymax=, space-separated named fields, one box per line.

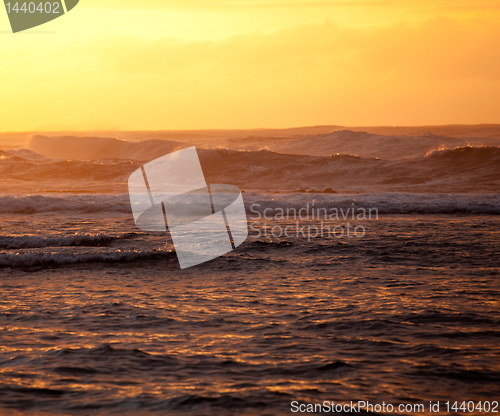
xmin=1 ymin=134 xmax=499 ymax=194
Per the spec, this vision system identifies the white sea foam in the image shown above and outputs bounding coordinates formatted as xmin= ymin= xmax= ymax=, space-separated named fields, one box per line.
xmin=0 ymin=248 xmax=173 ymax=268
xmin=0 ymin=233 xmax=137 ymax=249
xmin=244 ymin=192 xmax=500 ymax=215
xmin=0 ymin=193 xmax=498 ymax=216
xmin=0 ymin=195 xmax=131 ymax=214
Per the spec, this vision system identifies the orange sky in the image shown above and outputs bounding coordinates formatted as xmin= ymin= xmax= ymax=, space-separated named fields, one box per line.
xmin=1 ymin=0 xmax=500 ymax=130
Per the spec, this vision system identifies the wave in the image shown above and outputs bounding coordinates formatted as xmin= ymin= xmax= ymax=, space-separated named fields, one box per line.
xmin=0 ymin=195 xmax=131 ymax=214
xmin=3 ymin=139 xmax=500 ymax=193
xmin=197 ymin=147 xmax=500 ymax=193
xmin=0 ymin=233 xmax=137 ymax=249
xmin=426 ymin=145 xmax=500 ymax=162
xmin=0 ymin=149 xmax=139 ymax=182
xmin=0 ymin=192 xmax=498 ymax=215
xmin=27 ymin=135 xmax=189 ymax=161
xmin=0 ymin=248 xmax=174 ymax=268
xmin=270 ymin=130 xmax=500 ymax=160
xmin=245 ymin=192 xmax=500 ymax=215
xmin=25 ymin=132 xmax=500 ymax=161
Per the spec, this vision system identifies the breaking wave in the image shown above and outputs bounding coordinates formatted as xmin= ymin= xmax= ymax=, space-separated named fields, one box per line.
xmin=0 ymin=233 xmax=137 ymax=249
xmin=0 ymin=248 xmax=174 ymax=268
xmin=0 ymin=192 xmax=498 ymax=216
xmin=0 ymin=195 xmax=131 ymax=214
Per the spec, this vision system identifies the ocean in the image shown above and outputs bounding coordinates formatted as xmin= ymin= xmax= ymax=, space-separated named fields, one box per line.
xmin=0 ymin=130 xmax=499 ymax=415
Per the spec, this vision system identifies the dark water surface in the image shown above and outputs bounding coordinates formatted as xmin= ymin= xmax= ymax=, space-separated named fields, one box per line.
xmin=1 ymin=215 xmax=499 ymax=415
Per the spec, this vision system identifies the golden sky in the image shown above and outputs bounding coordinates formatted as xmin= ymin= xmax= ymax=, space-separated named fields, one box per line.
xmin=1 ymin=0 xmax=500 ymax=130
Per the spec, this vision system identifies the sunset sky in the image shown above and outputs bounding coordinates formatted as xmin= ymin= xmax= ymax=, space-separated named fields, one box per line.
xmin=1 ymin=0 xmax=500 ymax=130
